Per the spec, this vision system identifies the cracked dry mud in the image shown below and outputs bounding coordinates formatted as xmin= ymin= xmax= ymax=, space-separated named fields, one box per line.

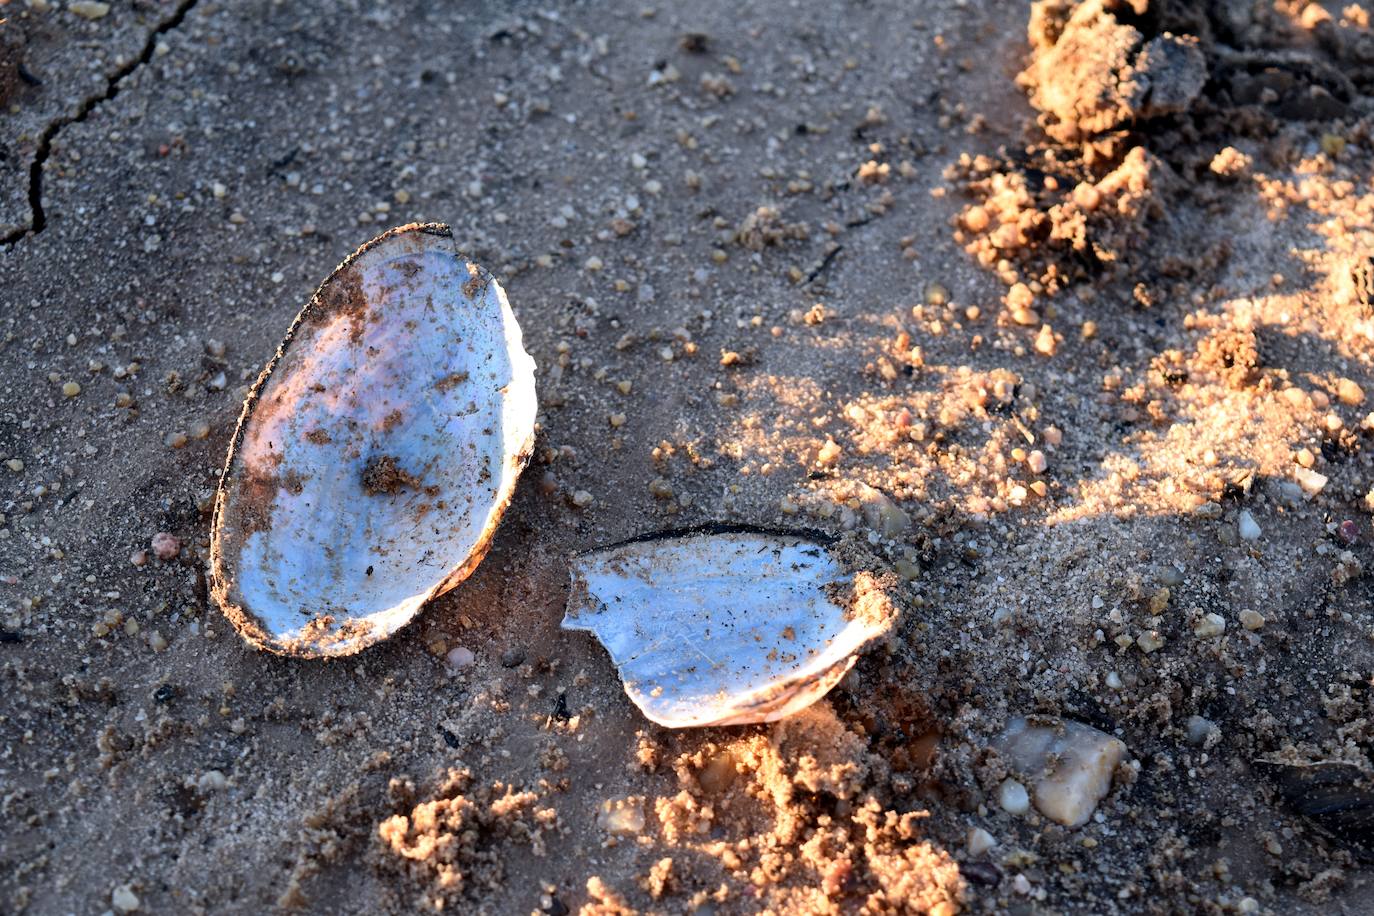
xmin=2 ymin=1 xmax=1374 ymax=914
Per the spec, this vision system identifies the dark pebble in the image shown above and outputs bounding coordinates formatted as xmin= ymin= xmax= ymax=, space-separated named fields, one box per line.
xmin=153 ymin=684 xmax=176 ymax=703
xmin=500 ymin=647 xmax=526 ymax=668
xmin=963 ymin=861 xmax=1002 ymax=887
xmin=438 ymin=724 xmax=461 ymax=749
xmin=543 ymin=895 xmax=569 ymax=916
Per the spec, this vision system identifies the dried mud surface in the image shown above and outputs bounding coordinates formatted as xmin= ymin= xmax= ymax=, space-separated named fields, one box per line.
xmin=2 ymin=0 xmax=1374 ymax=913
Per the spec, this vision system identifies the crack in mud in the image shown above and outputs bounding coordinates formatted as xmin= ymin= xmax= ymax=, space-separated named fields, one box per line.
xmin=0 ymin=0 xmax=201 ymax=248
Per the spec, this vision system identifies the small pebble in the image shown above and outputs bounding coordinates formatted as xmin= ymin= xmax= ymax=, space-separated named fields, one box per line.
xmin=1238 ymin=609 xmax=1265 ymax=631
xmin=998 ymin=779 xmax=1030 ymax=815
xmin=571 ymin=489 xmax=594 ymax=508
xmin=697 ymin=750 xmax=736 ymax=794
xmin=62 ymin=381 xmax=81 ymax=398
xmin=816 ymin=439 xmax=842 ymax=467
xmin=150 ymin=532 xmax=181 ymax=560
xmin=500 ymin=647 xmax=526 ymax=668
xmin=1193 ymin=613 xmax=1226 ymax=638
xmin=1027 ymin=450 xmax=1047 ymax=474
xmin=1294 ymin=466 xmax=1328 ymax=495
xmin=130 ymin=549 xmax=149 ymax=567
xmin=596 ymin=797 xmax=645 ymax=836
xmin=1236 ymin=510 xmax=1261 ymax=541
xmin=1034 ymin=324 xmax=1057 ymax=357
xmin=1185 ymin=715 xmax=1216 ymax=746
xmin=967 ymin=826 xmax=998 ymax=857
xmin=71 ymin=1 xmax=111 ymax=19
xmin=197 ymin=769 xmax=227 ymax=792
xmin=446 ymin=646 xmax=476 ymax=669
xmin=1337 ymin=378 xmax=1365 ymax=406
xmin=111 ymin=884 xmax=140 ymax=913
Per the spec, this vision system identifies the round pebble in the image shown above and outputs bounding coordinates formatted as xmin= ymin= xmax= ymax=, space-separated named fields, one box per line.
xmin=999 ymin=779 xmax=1030 ymax=815
xmin=150 ymin=532 xmax=181 ymax=561
xmin=111 ymin=884 xmax=140 ymax=913
xmin=446 ymin=646 xmax=476 ymax=669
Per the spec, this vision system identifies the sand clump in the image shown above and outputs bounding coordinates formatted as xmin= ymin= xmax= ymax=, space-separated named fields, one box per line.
xmin=373 ymin=768 xmax=558 ymax=911
xmin=951 ymin=0 xmax=1372 ymax=312
xmin=639 ymin=704 xmax=964 ymax=914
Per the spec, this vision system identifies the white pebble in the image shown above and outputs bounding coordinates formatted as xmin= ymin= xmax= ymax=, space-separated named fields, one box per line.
xmin=71 ymin=1 xmax=111 ymax=20
xmin=1294 ymin=466 xmax=1328 ymax=496
xmin=596 ymin=797 xmax=645 ymax=835
xmin=1236 ymin=510 xmax=1262 ymax=541
xmin=1193 ymin=613 xmax=1226 ymax=638
xmin=998 ymin=779 xmax=1030 ymax=815
xmin=197 ymin=769 xmax=227 ymax=792
xmin=966 ymin=826 xmax=998 ymax=857
xmin=994 ymin=717 xmax=1126 ymax=827
xmin=111 ymin=884 xmax=140 ymax=913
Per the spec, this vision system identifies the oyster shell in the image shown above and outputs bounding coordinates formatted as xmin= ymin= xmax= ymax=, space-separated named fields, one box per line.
xmin=562 ymin=527 xmax=899 ymax=728
xmin=210 ymin=223 xmax=537 ymax=657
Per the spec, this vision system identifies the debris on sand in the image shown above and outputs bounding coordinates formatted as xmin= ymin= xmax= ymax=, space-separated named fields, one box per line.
xmin=1021 ymin=0 xmax=1207 ymax=145
xmin=953 ymin=0 xmax=1371 ymax=299
xmin=562 ymin=528 xmax=901 ymax=728
xmin=993 ymin=717 xmax=1127 ymax=827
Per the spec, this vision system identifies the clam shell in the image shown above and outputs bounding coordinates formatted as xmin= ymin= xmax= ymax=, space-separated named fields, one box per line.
xmin=562 ymin=527 xmax=899 ymax=728
xmin=210 ymin=224 xmax=537 ymax=657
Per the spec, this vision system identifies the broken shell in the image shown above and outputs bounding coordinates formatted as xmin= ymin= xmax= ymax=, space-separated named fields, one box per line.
xmin=1257 ymin=760 xmax=1374 ymax=849
xmin=210 ymin=224 xmax=537 ymax=657
xmin=562 ymin=527 xmax=900 ymax=728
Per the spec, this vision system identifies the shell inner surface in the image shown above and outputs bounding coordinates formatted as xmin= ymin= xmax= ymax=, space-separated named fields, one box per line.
xmin=562 ymin=530 xmax=894 ymax=728
xmin=212 ymin=225 xmax=536 ymax=656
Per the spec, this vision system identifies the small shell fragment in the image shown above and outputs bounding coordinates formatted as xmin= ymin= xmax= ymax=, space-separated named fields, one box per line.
xmin=1258 ymin=760 xmax=1374 ymax=849
xmin=562 ymin=527 xmax=899 ymax=728
xmin=210 ymin=224 xmax=537 ymax=657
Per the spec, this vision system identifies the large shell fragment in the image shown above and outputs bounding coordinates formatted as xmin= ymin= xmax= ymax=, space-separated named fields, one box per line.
xmin=210 ymin=223 xmax=537 ymax=657
xmin=562 ymin=527 xmax=900 ymax=728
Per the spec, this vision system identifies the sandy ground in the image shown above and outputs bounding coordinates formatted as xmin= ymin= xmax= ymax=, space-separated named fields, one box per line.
xmin=3 ymin=0 xmax=1374 ymax=913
